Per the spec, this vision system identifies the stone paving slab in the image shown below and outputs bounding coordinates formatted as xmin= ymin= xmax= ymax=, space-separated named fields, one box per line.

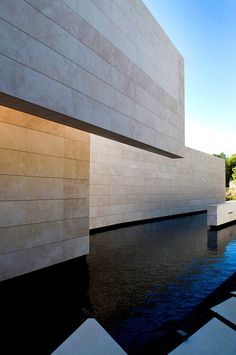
xmin=169 ymin=317 xmax=236 ymax=355
xmin=211 ymin=297 xmax=236 ymax=326
xmin=51 ymin=318 xmax=127 ymax=355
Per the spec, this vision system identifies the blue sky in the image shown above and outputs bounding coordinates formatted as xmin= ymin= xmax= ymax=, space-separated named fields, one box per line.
xmin=143 ymin=0 xmax=236 ymax=156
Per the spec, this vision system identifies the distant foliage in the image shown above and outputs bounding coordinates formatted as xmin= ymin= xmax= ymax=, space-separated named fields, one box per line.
xmin=213 ymin=152 xmax=227 ymax=160
xmin=226 ymin=187 xmax=236 ymax=201
xmin=213 ymin=152 xmax=236 ymax=187
xmin=232 ymin=166 xmax=236 ymax=181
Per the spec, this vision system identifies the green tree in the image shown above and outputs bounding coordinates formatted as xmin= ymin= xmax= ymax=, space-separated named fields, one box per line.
xmin=213 ymin=152 xmax=227 ymax=160
xmin=232 ymin=166 xmax=236 ymax=181
xmin=228 ymin=154 xmax=236 ymax=177
xmin=213 ymin=152 xmax=236 ymax=186
xmin=226 ymin=157 xmax=233 ymax=186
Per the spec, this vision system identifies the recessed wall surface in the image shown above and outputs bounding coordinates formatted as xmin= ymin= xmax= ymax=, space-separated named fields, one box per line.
xmin=0 ymin=0 xmax=184 ymax=158
xmin=90 ymin=135 xmax=225 ymax=229
xmin=0 ymin=106 xmax=90 ymax=281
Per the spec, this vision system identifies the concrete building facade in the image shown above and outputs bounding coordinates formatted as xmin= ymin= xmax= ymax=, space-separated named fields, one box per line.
xmin=0 ymin=0 xmax=225 ymax=280
xmin=0 ymin=0 xmax=184 ymax=158
xmin=0 ymin=106 xmax=90 ymax=280
xmin=90 ymin=135 xmax=225 ymax=229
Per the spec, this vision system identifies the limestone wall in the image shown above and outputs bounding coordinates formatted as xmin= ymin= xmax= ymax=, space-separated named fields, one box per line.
xmin=90 ymin=135 xmax=225 ymax=229
xmin=0 ymin=0 xmax=184 ymax=158
xmin=0 ymin=107 xmax=226 ymax=279
xmin=0 ymin=106 xmax=90 ymax=281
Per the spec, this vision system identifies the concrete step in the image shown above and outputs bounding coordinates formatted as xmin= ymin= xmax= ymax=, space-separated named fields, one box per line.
xmin=169 ymin=317 xmax=236 ymax=355
xmin=211 ymin=297 xmax=236 ymax=328
xmin=51 ymin=318 xmax=127 ymax=355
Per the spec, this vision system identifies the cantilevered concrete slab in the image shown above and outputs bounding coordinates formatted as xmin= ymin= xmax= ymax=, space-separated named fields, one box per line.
xmin=211 ymin=297 xmax=236 ymax=327
xmin=52 ymin=319 xmax=127 ymax=355
xmin=169 ymin=318 xmax=236 ymax=355
xmin=0 ymin=0 xmax=184 ymax=158
xmin=207 ymin=201 xmax=236 ymax=227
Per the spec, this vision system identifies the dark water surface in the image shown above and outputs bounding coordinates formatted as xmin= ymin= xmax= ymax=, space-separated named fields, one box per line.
xmin=1 ymin=213 xmax=236 ymax=354
xmin=88 ymin=213 xmax=236 ymax=354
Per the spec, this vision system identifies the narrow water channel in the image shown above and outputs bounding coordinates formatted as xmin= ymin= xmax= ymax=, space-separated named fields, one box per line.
xmin=1 ymin=213 xmax=236 ymax=354
xmin=88 ymin=213 xmax=236 ymax=353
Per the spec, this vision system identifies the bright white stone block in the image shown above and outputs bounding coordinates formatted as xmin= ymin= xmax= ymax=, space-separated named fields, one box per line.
xmin=211 ymin=297 xmax=236 ymax=326
xmin=51 ymin=318 xmax=127 ymax=355
xmin=207 ymin=201 xmax=236 ymax=226
xmin=169 ymin=318 xmax=236 ymax=355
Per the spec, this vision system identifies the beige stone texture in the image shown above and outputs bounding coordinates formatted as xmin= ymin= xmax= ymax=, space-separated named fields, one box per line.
xmin=207 ymin=201 xmax=236 ymax=226
xmin=90 ymin=135 xmax=225 ymax=229
xmin=0 ymin=1 xmax=226 ymax=282
xmin=0 ymin=236 xmax=89 ymax=281
xmin=0 ymin=106 xmax=90 ymax=281
xmin=0 ymin=0 xmax=184 ymax=158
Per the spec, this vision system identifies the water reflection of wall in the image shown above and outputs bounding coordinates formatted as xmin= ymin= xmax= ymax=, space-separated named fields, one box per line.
xmin=87 ymin=215 xmax=236 ymax=353
xmin=88 ymin=215 xmax=209 ymax=325
xmin=88 ymin=215 xmax=236 ymax=328
xmin=208 ymin=224 xmax=236 ymax=253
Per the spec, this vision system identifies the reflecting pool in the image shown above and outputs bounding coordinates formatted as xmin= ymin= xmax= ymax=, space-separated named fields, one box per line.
xmin=88 ymin=213 xmax=236 ymax=354
xmin=1 ymin=213 xmax=236 ymax=354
